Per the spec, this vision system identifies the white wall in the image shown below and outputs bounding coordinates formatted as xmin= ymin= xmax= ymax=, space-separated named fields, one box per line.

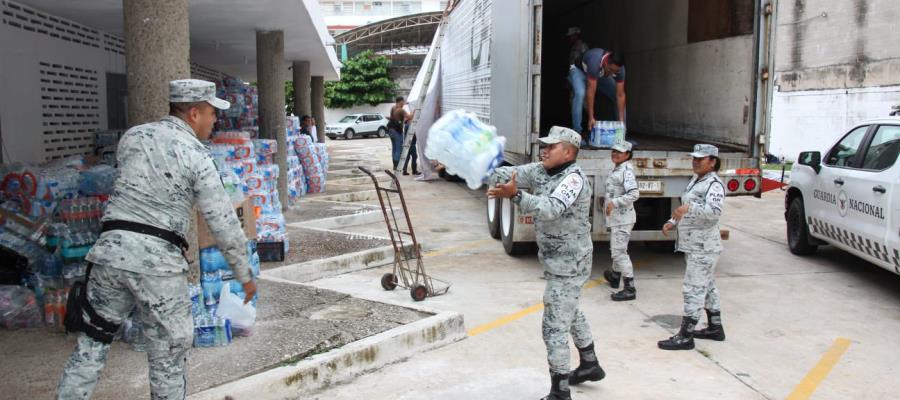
xmin=324 ymin=103 xmax=393 ymax=125
xmin=0 ymin=0 xmax=126 ymax=163
xmin=770 ymin=0 xmax=900 ymax=161
xmin=769 ymin=85 xmax=900 ymax=161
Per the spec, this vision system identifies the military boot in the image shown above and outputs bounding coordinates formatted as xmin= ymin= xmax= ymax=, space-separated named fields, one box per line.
xmin=658 ymin=316 xmax=698 ymax=351
xmin=603 ymin=269 xmax=621 ymax=289
xmin=611 ymin=277 xmax=636 ymax=301
xmin=693 ymin=309 xmax=726 ymax=341
xmin=541 ymin=372 xmax=572 ymax=400
xmin=569 ymin=342 xmax=605 ymax=386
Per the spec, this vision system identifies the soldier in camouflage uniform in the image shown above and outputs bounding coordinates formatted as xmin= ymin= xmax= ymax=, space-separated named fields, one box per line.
xmin=57 ymin=79 xmax=257 ymax=399
xmin=488 ymin=126 xmax=604 ymax=400
xmin=658 ymin=144 xmax=727 ymax=351
xmin=601 ymin=139 xmax=640 ymax=301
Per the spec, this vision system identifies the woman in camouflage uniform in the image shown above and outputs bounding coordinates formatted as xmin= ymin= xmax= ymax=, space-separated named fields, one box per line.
xmin=602 ymin=139 xmax=640 ymax=301
xmin=658 ymin=144 xmax=727 ymax=351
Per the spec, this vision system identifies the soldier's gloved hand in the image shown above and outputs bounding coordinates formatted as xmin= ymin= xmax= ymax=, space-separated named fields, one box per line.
xmin=242 ymin=280 xmax=258 ymax=304
xmin=487 ymin=171 xmax=518 ymax=199
xmin=605 ymin=202 xmax=615 ymax=216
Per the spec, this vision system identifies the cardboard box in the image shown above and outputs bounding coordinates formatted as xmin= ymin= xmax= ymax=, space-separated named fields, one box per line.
xmin=197 ymin=198 xmax=257 ymax=249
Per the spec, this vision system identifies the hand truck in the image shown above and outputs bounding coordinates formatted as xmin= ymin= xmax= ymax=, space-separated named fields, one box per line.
xmin=358 ymin=166 xmax=450 ymax=301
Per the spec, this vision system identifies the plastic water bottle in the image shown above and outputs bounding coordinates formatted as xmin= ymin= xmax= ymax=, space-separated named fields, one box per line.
xmin=425 ymin=109 xmax=505 ymax=189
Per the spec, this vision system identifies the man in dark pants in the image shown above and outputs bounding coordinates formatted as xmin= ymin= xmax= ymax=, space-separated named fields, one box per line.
xmin=387 ymin=97 xmax=408 ymax=170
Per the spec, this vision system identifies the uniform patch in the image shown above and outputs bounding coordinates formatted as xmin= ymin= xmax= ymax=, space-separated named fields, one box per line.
xmin=550 ymin=173 xmax=584 ymax=208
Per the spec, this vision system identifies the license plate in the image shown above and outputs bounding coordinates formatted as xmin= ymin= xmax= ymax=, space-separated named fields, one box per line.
xmin=638 ymin=180 xmax=663 ymax=194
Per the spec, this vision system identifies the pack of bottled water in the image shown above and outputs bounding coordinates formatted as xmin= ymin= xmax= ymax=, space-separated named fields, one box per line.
xmin=425 ymin=109 xmax=505 ymax=189
xmin=589 ymin=121 xmax=626 ymax=148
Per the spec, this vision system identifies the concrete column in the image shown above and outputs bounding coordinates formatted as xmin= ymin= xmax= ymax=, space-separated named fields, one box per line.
xmin=311 ymin=76 xmax=326 ymax=143
xmin=292 ymin=61 xmax=311 ymax=118
xmin=256 ymin=30 xmax=288 ymax=210
xmin=123 ymin=0 xmax=190 ymax=126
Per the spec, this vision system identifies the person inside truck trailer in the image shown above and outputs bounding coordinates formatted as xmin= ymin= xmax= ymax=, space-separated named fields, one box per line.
xmin=487 ymin=127 xmax=605 ymax=400
xmin=659 ymin=144 xmax=727 ymax=351
xmin=566 ymin=27 xmax=590 ymax=133
xmin=570 ymin=48 xmax=626 ymax=136
xmin=602 ymin=139 xmax=640 ymax=301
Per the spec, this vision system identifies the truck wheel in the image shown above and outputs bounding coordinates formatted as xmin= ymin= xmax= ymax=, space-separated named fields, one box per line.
xmin=344 ymin=129 xmax=355 ymax=140
xmin=487 ymin=197 xmax=501 ymax=239
xmin=377 ymin=127 xmax=387 ymax=138
xmin=787 ymin=197 xmax=818 ymax=255
xmin=500 ymin=198 xmax=533 ymax=255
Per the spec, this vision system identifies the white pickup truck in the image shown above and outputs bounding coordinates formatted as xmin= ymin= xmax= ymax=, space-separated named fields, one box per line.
xmin=786 ymin=117 xmax=900 ymax=276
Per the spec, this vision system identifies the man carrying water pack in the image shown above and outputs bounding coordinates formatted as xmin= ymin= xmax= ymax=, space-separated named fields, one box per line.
xmin=57 ymin=79 xmax=257 ymax=400
xmin=487 ymin=126 xmax=605 ymax=400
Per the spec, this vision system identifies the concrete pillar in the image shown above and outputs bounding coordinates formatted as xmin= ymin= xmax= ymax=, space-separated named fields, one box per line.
xmin=256 ymin=30 xmax=288 ymax=210
xmin=123 ymin=0 xmax=196 ymax=276
xmin=123 ymin=0 xmax=190 ymax=126
xmin=311 ymin=76 xmax=326 ymax=143
xmin=292 ymin=61 xmax=311 ymax=118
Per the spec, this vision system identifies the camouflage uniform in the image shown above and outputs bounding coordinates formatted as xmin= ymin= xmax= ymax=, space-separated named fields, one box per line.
xmin=58 ymin=79 xmax=250 ymax=400
xmin=490 ymin=158 xmax=594 ymax=374
xmin=675 ymin=171 xmax=725 ymax=320
xmin=603 ymin=160 xmax=639 ymax=278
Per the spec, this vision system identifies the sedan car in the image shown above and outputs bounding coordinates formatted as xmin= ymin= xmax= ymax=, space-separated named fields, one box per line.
xmin=325 ymin=114 xmax=389 ymax=140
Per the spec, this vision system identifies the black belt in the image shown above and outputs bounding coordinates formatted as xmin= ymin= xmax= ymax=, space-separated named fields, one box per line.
xmin=101 ymin=220 xmax=189 ymax=255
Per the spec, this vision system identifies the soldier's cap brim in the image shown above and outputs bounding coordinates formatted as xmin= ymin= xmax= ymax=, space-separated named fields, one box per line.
xmin=612 ymin=144 xmax=631 ymax=152
xmin=538 ymin=137 xmax=562 ymax=145
xmin=207 ymin=97 xmax=231 ymax=110
xmin=690 ymin=151 xmax=711 ymax=158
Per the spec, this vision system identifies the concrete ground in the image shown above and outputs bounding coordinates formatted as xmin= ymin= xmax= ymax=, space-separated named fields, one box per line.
xmin=301 ymin=137 xmax=900 ymax=399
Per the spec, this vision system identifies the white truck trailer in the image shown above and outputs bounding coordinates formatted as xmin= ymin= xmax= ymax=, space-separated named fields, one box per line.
xmin=430 ymin=0 xmax=776 ymax=254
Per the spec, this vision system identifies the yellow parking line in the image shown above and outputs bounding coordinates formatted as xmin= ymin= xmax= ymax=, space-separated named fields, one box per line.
xmin=466 ymin=278 xmax=606 ymax=337
xmin=467 ymin=303 xmax=545 ymax=337
xmin=786 ymin=338 xmax=852 ymax=400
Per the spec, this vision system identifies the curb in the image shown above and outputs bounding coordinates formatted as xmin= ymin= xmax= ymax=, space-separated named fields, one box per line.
xmin=286 ymin=209 xmax=388 ymax=229
xmin=311 ymin=189 xmax=377 ymax=203
xmin=188 ymin=298 xmax=466 ymax=399
xmin=262 ymin=244 xmax=413 ymax=283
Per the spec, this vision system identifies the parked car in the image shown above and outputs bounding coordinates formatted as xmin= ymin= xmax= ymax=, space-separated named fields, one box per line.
xmin=325 ymin=114 xmax=388 ymax=140
xmin=786 ymin=116 xmax=900 ymax=276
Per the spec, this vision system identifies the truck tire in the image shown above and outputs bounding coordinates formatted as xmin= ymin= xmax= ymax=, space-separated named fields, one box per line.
xmin=787 ymin=196 xmax=818 ymax=255
xmin=377 ymin=127 xmax=387 ymax=138
xmin=500 ymin=198 xmax=533 ymax=255
xmin=344 ymin=129 xmax=355 ymax=140
xmin=487 ymin=197 xmax=501 ymax=239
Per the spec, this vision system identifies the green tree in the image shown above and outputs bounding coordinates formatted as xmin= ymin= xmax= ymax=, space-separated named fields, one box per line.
xmin=284 ymin=80 xmax=295 ymax=115
xmin=325 ymin=51 xmax=397 ymax=108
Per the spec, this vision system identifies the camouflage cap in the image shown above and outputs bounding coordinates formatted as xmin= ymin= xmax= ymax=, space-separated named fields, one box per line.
xmin=539 ymin=126 xmax=582 ymax=148
xmin=611 ymin=139 xmax=632 ymax=153
xmin=169 ymin=79 xmax=231 ymax=110
xmin=690 ymin=144 xmax=719 ymax=158
xmin=567 ymin=27 xmax=581 ymax=36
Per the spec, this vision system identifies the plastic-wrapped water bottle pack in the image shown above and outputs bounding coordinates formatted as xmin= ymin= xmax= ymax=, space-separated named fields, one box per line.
xmin=425 ymin=109 xmax=506 ymax=189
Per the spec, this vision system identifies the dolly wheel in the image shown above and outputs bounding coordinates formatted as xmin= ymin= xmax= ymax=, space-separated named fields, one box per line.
xmin=410 ymin=284 xmax=428 ymax=301
xmin=381 ymin=273 xmax=398 ymax=290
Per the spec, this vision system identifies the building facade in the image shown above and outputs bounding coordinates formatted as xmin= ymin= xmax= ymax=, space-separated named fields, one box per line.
xmin=770 ymin=0 xmax=900 ymax=161
xmin=320 ymin=0 xmax=446 ymax=35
